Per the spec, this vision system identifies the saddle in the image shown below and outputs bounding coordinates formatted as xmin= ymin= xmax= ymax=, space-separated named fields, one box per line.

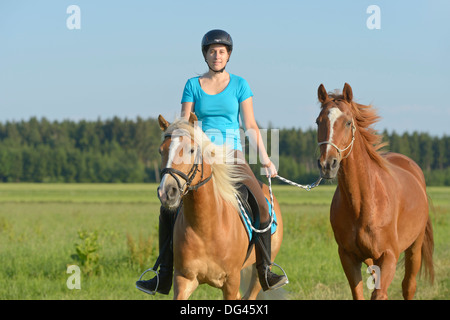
xmin=236 ymin=183 xmax=260 ymax=232
xmin=235 ymin=183 xmax=278 ymax=262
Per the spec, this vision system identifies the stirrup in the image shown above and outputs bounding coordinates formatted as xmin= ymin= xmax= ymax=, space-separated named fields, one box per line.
xmin=136 ymin=268 xmax=159 ymax=295
xmin=264 ymin=262 xmax=289 ymax=290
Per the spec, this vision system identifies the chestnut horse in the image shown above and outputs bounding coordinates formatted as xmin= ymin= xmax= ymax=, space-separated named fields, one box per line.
xmin=316 ymin=83 xmax=434 ymax=300
xmin=156 ymin=113 xmax=284 ymax=300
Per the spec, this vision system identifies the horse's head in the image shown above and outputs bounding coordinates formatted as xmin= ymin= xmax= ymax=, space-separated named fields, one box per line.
xmin=157 ymin=113 xmax=212 ymax=209
xmin=316 ymin=83 xmax=356 ymax=179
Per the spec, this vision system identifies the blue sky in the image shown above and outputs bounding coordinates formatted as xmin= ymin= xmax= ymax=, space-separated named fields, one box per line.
xmin=0 ymin=0 xmax=449 ymax=136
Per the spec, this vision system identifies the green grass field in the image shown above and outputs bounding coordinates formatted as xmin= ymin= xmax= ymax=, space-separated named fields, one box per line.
xmin=0 ymin=183 xmax=448 ymax=300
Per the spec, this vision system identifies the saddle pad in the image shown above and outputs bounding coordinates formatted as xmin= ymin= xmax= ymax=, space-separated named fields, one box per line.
xmin=240 ymin=197 xmax=277 ymax=242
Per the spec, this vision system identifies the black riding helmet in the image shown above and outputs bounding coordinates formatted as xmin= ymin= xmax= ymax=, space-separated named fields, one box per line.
xmin=201 ymin=30 xmax=233 ymax=70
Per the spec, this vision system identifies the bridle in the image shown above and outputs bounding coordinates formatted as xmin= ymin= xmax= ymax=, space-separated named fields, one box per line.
xmin=317 ymin=120 xmax=356 ymax=160
xmin=160 ymin=133 xmax=212 ymax=197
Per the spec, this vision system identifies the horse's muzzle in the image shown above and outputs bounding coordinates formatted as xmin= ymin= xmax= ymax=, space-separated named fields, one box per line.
xmin=157 ymin=183 xmax=181 ymax=209
xmin=318 ymin=157 xmax=339 ymax=179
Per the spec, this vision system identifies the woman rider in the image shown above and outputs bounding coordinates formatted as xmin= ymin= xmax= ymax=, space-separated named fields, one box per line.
xmin=136 ymin=29 xmax=288 ymax=294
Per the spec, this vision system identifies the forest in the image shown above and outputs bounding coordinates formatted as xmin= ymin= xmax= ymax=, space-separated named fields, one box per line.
xmin=0 ymin=117 xmax=449 ymax=185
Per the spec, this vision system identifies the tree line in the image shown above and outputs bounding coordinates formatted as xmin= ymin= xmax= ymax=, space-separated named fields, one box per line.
xmin=0 ymin=117 xmax=449 ymax=185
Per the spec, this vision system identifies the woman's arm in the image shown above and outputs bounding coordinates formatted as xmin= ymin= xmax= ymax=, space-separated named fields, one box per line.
xmin=181 ymin=102 xmax=194 ymax=120
xmin=240 ymin=97 xmax=277 ymax=177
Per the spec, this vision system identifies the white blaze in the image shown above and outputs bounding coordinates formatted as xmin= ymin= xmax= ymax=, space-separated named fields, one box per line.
xmin=327 ymin=107 xmax=343 ymax=154
xmin=160 ymin=136 xmax=182 ymax=187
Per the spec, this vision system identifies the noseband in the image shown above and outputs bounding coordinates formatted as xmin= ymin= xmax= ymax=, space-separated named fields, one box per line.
xmin=160 ymin=133 xmax=212 ymax=196
xmin=317 ymin=120 xmax=356 ymax=160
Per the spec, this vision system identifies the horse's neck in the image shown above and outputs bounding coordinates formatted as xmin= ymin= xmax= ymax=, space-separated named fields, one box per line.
xmin=182 ymin=181 xmax=222 ymax=232
xmin=337 ymin=136 xmax=375 ymax=213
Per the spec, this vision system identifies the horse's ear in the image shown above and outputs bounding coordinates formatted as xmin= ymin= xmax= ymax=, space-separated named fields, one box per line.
xmin=318 ymin=84 xmax=329 ymax=104
xmin=188 ymin=112 xmax=198 ymax=124
xmin=343 ymin=83 xmax=353 ymax=103
xmin=158 ymin=114 xmax=169 ymax=131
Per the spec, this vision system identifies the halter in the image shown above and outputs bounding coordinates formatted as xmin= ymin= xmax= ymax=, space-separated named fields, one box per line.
xmin=160 ymin=133 xmax=212 ymax=197
xmin=317 ymin=120 xmax=356 ymax=160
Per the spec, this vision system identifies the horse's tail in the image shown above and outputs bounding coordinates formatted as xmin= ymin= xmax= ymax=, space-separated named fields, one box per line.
xmin=421 ymin=215 xmax=435 ymax=284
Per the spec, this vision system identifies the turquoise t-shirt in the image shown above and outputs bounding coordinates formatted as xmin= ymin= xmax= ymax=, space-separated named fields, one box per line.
xmin=181 ymin=74 xmax=253 ymax=151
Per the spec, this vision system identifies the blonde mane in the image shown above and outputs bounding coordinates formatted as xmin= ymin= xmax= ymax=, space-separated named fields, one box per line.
xmin=164 ymin=118 xmax=243 ymax=211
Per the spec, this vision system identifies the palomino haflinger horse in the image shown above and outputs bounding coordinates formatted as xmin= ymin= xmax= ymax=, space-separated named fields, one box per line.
xmin=156 ymin=112 xmax=285 ymax=300
xmin=316 ymin=83 xmax=434 ymax=300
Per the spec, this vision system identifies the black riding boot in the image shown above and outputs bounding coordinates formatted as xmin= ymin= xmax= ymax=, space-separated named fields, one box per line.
xmin=136 ymin=206 xmax=175 ymax=295
xmin=255 ymin=220 xmax=288 ymax=291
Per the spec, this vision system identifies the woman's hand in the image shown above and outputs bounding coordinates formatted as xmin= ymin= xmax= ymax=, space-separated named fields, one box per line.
xmin=263 ymin=161 xmax=277 ymax=178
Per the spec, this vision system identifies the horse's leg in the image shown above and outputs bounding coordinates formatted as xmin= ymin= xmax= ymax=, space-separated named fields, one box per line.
xmin=222 ymin=272 xmax=241 ymax=300
xmin=242 ymin=265 xmax=262 ymax=300
xmin=371 ymin=250 xmax=397 ymax=300
xmin=172 ymin=270 xmax=198 ymax=300
xmin=338 ymin=247 xmax=364 ymax=300
xmin=402 ymin=232 xmax=425 ymax=300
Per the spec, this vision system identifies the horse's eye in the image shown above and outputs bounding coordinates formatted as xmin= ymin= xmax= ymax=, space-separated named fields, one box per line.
xmin=346 ymin=120 xmax=352 ymax=127
xmin=190 ymin=147 xmax=195 ymax=154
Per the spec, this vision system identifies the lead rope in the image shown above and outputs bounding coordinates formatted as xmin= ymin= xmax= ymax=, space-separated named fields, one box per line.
xmin=274 ymin=174 xmax=323 ymax=191
xmin=235 ymin=174 xmax=322 ymax=234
